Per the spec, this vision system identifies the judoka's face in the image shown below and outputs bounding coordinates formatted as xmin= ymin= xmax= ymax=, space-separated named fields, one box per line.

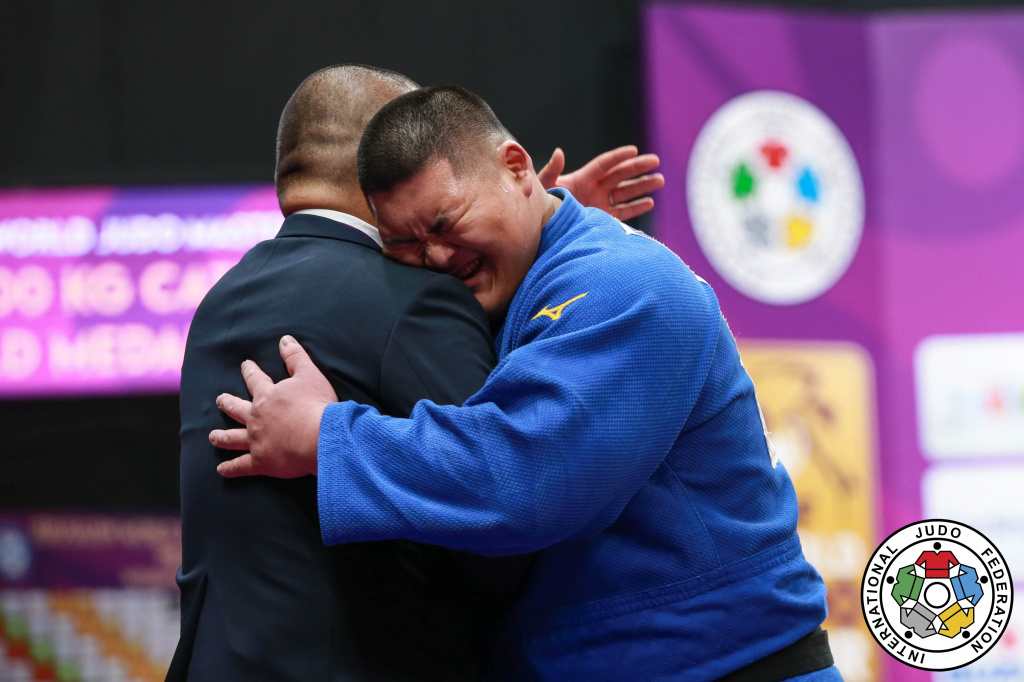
xmin=371 ymin=144 xmax=553 ymax=319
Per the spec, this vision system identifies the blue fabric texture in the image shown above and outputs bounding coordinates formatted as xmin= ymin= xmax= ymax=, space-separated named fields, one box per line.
xmin=318 ymin=189 xmax=828 ymax=680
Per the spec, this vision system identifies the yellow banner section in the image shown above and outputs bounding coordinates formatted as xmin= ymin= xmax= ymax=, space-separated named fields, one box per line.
xmin=739 ymin=341 xmax=881 ymax=682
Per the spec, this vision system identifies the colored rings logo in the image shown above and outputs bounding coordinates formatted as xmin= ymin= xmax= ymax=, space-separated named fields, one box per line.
xmin=687 ymin=91 xmax=864 ymax=305
xmin=861 ymin=520 xmax=1013 ymax=671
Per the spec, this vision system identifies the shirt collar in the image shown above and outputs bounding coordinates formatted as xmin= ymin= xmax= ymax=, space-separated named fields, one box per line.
xmin=292 ymin=208 xmax=382 ymax=248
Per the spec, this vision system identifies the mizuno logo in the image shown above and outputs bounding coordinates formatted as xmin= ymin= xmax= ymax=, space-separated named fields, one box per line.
xmin=532 ymin=292 xmax=588 ymax=321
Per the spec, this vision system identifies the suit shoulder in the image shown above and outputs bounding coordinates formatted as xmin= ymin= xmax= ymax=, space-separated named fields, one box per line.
xmin=373 ymin=255 xmax=478 ymax=318
xmin=377 ymin=254 xmax=456 ymax=289
xmin=191 ymin=236 xmax=474 ymax=340
xmin=191 ymin=238 xmax=279 ymax=312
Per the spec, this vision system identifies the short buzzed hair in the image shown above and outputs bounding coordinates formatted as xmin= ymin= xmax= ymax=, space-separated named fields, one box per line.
xmin=357 ymin=85 xmax=515 ymax=198
xmin=275 ymin=64 xmax=418 ymax=202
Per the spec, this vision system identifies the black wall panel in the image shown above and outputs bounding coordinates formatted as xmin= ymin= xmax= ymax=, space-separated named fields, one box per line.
xmin=2 ymin=0 xmax=642 ymax=186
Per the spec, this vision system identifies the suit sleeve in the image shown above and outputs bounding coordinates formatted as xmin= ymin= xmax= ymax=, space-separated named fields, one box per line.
xmin=317 ymin=257 xmax=720 ymax=556
xmin=379 ymin=274 xmax=496 ymax=417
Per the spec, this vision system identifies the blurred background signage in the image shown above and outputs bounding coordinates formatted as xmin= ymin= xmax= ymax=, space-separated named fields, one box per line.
xmin=0 ymin=185 xmax=280 ymax=397
xmin=646 ymin=5 xmax=1024 ymax=680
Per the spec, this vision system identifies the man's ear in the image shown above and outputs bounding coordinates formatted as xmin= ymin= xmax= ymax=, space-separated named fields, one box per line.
xmin=499 ymin=141 xmax=534 ymax=190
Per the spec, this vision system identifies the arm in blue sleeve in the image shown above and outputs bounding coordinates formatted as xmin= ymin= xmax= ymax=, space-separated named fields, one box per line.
xmin=318 ymin=258 xmax=720 ymax=555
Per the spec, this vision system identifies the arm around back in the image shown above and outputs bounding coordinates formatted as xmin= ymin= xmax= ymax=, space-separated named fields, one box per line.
xmin=317 ymin=250 xmax=719 ymax=555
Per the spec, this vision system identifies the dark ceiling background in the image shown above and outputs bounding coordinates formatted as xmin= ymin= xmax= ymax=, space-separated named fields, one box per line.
xmin=2 ymin=0 xmax=1021 ymax=511
xmin=2 ymin=0 xmax=643 ymax=187
xmin=6 ymin=0 xmax=1021 ymax=188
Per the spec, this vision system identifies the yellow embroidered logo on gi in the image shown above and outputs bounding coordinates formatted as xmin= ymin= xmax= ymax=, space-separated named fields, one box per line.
xmin=532 ymin=292 xmax=588 ymax=321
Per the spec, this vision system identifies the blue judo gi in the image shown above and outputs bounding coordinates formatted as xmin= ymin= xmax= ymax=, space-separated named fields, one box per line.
xmin=317 ymin=188 xmax=836 ymax=680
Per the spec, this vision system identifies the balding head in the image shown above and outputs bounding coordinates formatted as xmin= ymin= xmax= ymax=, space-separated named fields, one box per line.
xmin=275 ymin=64 xmax=418 ymax=218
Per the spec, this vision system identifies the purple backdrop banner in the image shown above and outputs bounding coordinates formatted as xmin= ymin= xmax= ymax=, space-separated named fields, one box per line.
xmin=645 ymin=4 xmax=1024 ymax=680
xmin=0 ymin=513 xmax=181 ymax=590
xmin=0 ymin=184 xmax=280 ymax=398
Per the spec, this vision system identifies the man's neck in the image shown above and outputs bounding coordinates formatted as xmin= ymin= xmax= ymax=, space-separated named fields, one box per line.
xmin=279 ymin=185 xmax=376 ymax=225
xmin=540 ymin=191 xmax=562 ymax=228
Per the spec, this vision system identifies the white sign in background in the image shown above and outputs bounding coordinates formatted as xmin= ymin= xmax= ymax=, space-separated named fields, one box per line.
xmin=924 ymin=465 xmax=1023 ymax=680
xmin=916 ymin=333 xmax=1024 ymax=459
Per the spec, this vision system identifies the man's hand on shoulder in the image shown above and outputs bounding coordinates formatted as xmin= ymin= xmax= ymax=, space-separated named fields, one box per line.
xmin=537 ymin=145 xmax=665 ymax=221
xmin=211 ymin=335 xmax=337 ymax=479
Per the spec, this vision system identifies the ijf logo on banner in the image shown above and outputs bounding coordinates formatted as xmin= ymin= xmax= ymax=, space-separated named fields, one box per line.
xmin=687 ymin=91 xmax=864 ymax=305
xmin=861 ymin=520 xmax=1013 ymax=671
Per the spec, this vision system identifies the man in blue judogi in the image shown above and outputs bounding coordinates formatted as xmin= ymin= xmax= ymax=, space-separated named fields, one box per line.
xmin=213 ymin=85 xmax=841 ymax=681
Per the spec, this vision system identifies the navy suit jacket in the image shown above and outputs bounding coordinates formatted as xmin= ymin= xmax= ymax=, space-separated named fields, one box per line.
xmin=168 ymin=213 xmax=531 ymax=681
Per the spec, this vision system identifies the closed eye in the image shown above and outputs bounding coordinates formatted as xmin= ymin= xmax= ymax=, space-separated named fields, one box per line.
xmin=429 ymin=218 xmax=454 ymax=235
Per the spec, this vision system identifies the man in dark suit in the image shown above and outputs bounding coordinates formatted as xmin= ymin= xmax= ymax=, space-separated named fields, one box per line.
xmin=168 ymin=64 xmax=663 ymax=681
xmin=171 ymin=64 xmax=518 ymax=681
